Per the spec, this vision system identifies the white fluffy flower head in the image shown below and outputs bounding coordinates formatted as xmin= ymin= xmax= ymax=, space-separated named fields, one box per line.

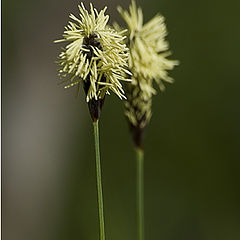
xmin=55 ymin=3 xmax=130 ymax=102
xmin=118 ymin=0 xmax=179 ymax=128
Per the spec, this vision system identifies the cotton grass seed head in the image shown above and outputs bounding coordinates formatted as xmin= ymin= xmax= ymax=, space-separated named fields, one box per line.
xmin=55 ymin=3 xmax=130 ymax=104
xmin=118 ymin=0 xmax=178 ymax=130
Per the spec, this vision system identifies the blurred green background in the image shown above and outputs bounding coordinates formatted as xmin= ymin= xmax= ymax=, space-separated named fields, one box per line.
xmin=2 ymin=0 xmax=240 ymax=239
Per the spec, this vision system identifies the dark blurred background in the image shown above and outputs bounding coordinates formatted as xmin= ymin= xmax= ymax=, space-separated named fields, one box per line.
xmin=2 ymin=0 xmax=240 ymax=239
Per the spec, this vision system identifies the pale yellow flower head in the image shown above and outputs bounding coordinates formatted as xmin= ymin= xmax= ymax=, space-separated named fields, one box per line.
xmin=55 ymin=3 xmax=130 ymax=102
xmin=118 ymin=0 xmax=179 ymax=129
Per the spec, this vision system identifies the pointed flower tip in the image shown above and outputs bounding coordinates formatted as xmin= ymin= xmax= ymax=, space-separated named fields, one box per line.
xmin=117 ymin=5 xmax=122 ymax=13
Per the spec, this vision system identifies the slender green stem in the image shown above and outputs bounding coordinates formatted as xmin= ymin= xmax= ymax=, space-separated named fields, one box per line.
xmin=93 ymin=120 xmax=105 ymax=240
xmin=136 ymin=148 xmax=144 ymax=240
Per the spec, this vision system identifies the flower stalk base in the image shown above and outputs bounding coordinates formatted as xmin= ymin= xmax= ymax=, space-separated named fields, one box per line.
xmin=93 ymin=120 xmax=106 ymax=240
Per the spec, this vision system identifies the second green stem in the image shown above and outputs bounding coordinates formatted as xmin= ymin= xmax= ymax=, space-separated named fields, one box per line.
xmin=136 ymin=148 xmax=144 ymax=240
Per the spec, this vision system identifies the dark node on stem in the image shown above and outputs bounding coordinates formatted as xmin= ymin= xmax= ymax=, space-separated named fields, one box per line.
xmin=129 ymin=113 xmax=147 ymax=150
xmin=129 ymin=123 xmax=145 ymax=150
xmin=83 ymin=74 xmax=105 ymax=122
xmin=87 ymin=97 xmax=105 ymax=122
xmin=82 ymin=32 xmax=105 ymax=122
xmin=83 ymin=72 xmax=106 ymax=122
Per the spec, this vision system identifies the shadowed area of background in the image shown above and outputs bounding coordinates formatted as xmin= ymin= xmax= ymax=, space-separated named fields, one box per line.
xmin=2 ymin=0 xmax=240 ymax=239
